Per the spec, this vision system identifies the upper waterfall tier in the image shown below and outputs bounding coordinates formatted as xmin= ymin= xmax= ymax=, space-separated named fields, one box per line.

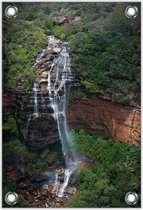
xmin=46 ymin=36 xmax=78 ymax=169
xmin=16 ymin=36 xmax=78 ymax=155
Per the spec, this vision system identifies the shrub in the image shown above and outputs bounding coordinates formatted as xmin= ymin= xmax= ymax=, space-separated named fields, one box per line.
xmin=3 ymin=116 xmax=18 ymax=135
xmin=33 ymin=160 xmax=48 ymax=172
xmin=68 ymin=88 xmax=85 ymax=103
xmin=69 ymin=130 xmax=140 ymax=207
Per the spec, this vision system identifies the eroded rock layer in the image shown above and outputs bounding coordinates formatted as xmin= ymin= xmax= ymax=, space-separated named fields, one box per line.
xmin=68 ymin=97 xmax=140 ymax=144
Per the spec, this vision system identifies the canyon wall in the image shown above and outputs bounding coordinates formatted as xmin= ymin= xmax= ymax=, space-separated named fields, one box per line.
xmin=3 ymin=92 xmax=141 ymax=145
xmin=68 ymin=97 xmax=140 ymax=144
xmin=3 ymin=91 xmax=17 ymax=118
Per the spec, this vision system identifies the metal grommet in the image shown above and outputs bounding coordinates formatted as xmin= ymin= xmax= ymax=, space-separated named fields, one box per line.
xmin=125 ymin=192 xmax=138 ymax=205
xmin=5 ymin=5 xmax=18 ymax=18
xmin=125 ymin=6 xmax=138 ymax=18
xmin=5 ymin=192 xmax=18 ymax=206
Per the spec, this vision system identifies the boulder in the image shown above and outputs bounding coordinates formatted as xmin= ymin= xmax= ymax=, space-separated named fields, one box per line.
xmin=30 ymin=174 xmax=49 ymax=183
xmin=52 ymin=47 xmax=62 ymax=54
xmin=54 ymin=15 xmax=69 ymax=25
xmin=65 ymin=187 xmax=77 ymax=195
xmin=48 ymin=36 xmax=62 ymax=45
xmin=39 ymin=79 xmax=48 ymax=84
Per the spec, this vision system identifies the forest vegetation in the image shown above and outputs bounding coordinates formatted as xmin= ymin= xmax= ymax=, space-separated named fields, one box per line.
xmin=3 ymin=2 xmax=140 ymax=105
xmin=69 ymin=130 xmax=140 ymax=207
xmin=3 ymin=2 xmax=140 ymax=208
xmin=3 ymin=116 xmax=140 ymax=207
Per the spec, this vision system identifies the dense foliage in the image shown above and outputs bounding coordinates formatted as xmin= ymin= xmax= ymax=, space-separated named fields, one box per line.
xmin=64 ymin=3 xmax=140 ymax=105
xmin=3 ymin=2 xmax=140 ymax=105
xmin=3 ymin=115 xmax=61 ymax=173
xmin=3 ymin=6 xmax=47 ymax=90
xmin=2 ymin=115 xmax=60 ymax=207
xmin=69 ymin=130 xmax=140 ymax=207
xmin=2 ymin=3 xmax=141 ymax=208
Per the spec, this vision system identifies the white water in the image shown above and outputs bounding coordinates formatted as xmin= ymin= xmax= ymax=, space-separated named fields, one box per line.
xmin=36 ymin=49 xmax=47 ymax=63
xmin=47 ymin=38 xmax=78 ymax=197
xmin=51 ymin=173 xmax=59 ymax=194
xmin=26 ymin=114 xmax=32 ymax=130
xmin=48 ymin=45 xmax=75 ymax=166
xmin=33 ymin=83 xmax=38 ymax=114
xmin=26 ymin=83 xmax=38 ymax=132
xmin=41 ymin=95 xmax=46 ymax=111
xmin=28 ymin=36 xmax=78 ymax=198
xmin=57 ymin=169 xmax=72 ymax=197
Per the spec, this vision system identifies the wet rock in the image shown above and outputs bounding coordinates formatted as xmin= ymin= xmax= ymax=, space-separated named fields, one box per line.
xmin=6 ymin=154 xmax=27 ymax=180
xmin=48 ymin=36 xmax=62 ymax=45
xmin=52 ymin=47 xmax=62 ymax=54
xmin=23 ymin=113 xmax=59 ymax=150
xmin=44 ymin=153 xmax=62 ymax=165
xmin=39 ymin=79 xmax=48 ymax=84
xmin=43 ymin=172 xmax=57 ymax=183
xmin=45 ymin=203 xmax=51 ymax=208
xmin=30 ymin=174 xmax=49 ymax=183
xmin=65 ymin=186 xmax=76 ymax=195
xmin=36 ymin=49 xmax=49 ymax=62
xmin=17 ymin=177 xmax=31 ymax=189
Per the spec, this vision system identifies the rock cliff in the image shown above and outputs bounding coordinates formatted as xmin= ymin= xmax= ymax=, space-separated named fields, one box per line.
xmin=3 ymin=35 xmax=140 ymax=146
xmin=3 ymin=92 xmax=140 ymax=145
xmin=68 ymin=97 xmax=140 ymax=144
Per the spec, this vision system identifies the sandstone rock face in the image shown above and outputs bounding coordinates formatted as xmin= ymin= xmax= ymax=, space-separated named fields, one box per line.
xmin=3 ymin=91 xmax=17 ymax=117
xmin=25 ymin=113 xmax=59 ymax=150
xmin=16 ymin=92 xmax=59 ymax=151
xmin=15 ymin=36 xmax=72 ymax=151
xmin=3 ymin=35 xmax=140 ymax=147
xmin=68 ymin=97 xmax=140 ymax=144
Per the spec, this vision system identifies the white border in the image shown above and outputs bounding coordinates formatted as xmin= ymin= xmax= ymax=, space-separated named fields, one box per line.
xmin=0 ymin=1 xmax=142 ymax=210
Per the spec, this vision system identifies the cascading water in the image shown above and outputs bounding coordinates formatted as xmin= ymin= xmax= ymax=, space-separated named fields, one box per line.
xmin=57 ymin=169 xmax=72 ymax=197
xmin=36 ymin=49 xmax=47 ymax=63
xmin=26 ymin=83 xmax=39 ymax=133
xmin=33 ymin=82 xmax=38 ymax=114
xmin=41 ymin=95 xmax=46 ymax=111
xmin=47 ymin=37 xmax=78 ymax=197
xmin=27 ymin=114 xmax=32 ymax=130
xmin=26 ymin=36 xmax=79 ymax=199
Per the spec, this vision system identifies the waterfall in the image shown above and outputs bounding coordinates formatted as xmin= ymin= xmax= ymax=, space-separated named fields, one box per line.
xmin=47 ymin=40 xmax=78 ymax=197
xmin=26 ymin=36 xmax=79 ymax=198
xmin=36 ymin=49 xmax=47 ymax=63
xmin=47 ymin=45 xmax=76 ymax=167
xmin=51 ymin=172 xmax=59 ymax=194
xmin=26 ymin=83 xmax=39 ymax=134
xmin=57 ymin=169 xmax=72 ymax=197
xmin=26 ymin=114 xmax=32 ymax=130
xmin=33 ymin=82 xmax=38 ymax=114
xmin=41 ymin=94 xmax=46 ymax=111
